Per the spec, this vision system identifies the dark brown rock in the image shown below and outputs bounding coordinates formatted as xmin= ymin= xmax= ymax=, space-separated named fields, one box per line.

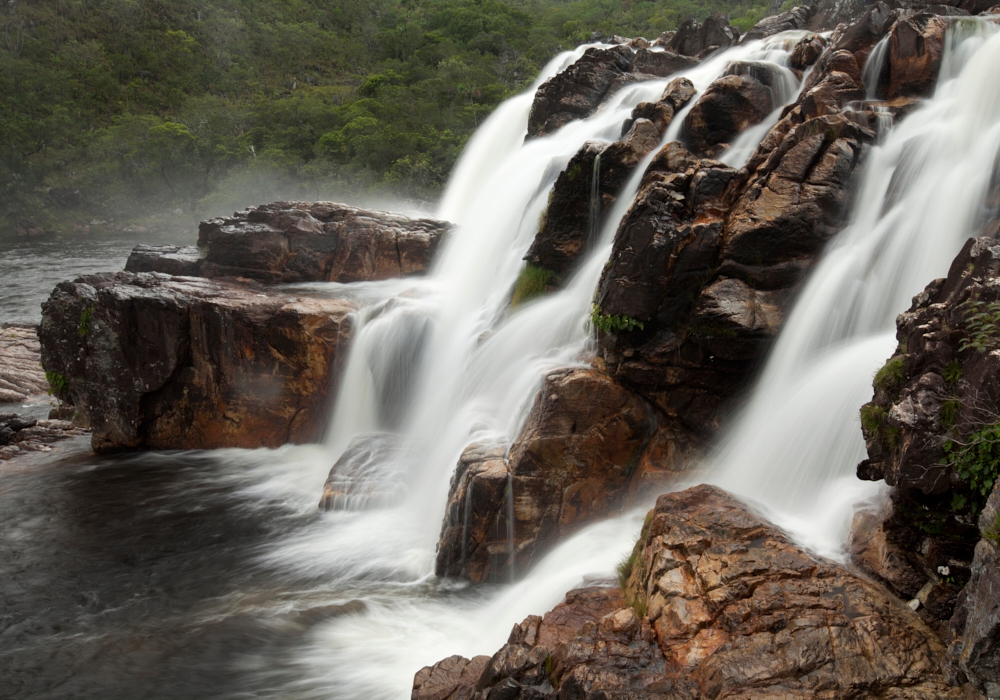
xmin=0 ymin=414 xmax=88 ymax=462
xmin=667 ymin=16 xmax=739 ymax=57
xmin=527 ymin=45 xmax=634 ymax=138
xmin=881 ymin=13 xmax=949 ymax=99
xmin=319 ymin=433 xmax=408 ymax=511
xmin=420 ymin=485 xmax=966 ymax=700
xmin=38 ymin=272 xmax=354 ymax=452
xmin=628 ymin=48 xmax=698 ymax=78
xmin=435 ymin=368 xmax=654 ymax=583
xmin=196 ymin=201 xmax=449 ymax=284
xmin=412 ymin=654 xmax=492 ymax=700
xmin=742 ymin=5 xmax=817 ymax=42
xmin=125 ymin=245 xmax=204 ymax=276
xmin=682 ymin=73 xmax=776 ymax=157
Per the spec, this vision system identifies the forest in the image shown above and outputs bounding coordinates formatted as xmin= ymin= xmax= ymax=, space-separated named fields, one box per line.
xmin=1 ymin=0 xmax=778 ymax=235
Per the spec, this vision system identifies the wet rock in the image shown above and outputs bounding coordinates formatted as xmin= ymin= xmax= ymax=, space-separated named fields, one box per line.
xmin=881 ymin=13 xmax=949 ymax=99
xmin=196 ymin=201 xmax=449 ymax=284
xmin=947 ymin=481 xmax=1000 ymax=696
xmin=0 ymin=412 xmax=88 ymax=461
xmin=628 ymin=48 xmax=698 ymax=78
xmin=681 ymin=69 xmax=777 ymax=157
xmin=667 ymin=16 xmax=739 ymax=57
xmin=435 ymin=368 xmax=654 ymax=583
xmin=789 ymin=32 xmax=828 ymax=70
xmin=620 ymin=77 xmax=697 ymax=137
xmin=741 ymin=5 xmax=817 ymax=42
xmin=0 ymin=323 xmax=49 ymax=403
xmin=412 ymin=654 xmax=492 ymax=700
xmin=125 ymin=245 xmax=203 ymax=276
xmin=319 ymin=433 xmax=408 ymax=511
xmin=526 ymin=119 xmax=662 ymax=278
xmin=38 ymin=272 xmax=354 ymax=452
xmin=527 ymin=45 xmax=634 ymax=137
xmin=420 ymin=485 xmax=967 ymax=700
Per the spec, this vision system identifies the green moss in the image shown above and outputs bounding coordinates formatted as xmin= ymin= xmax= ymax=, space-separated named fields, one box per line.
xmin=873 ymin=356 xmax=905 ymax=396
xmin=78 ymin=307 xmax=94 ymax=337
xmin=566 ymin=161 xmax=582 ymax=181
xmin=983 ymin=511 xmax=1000 ymax=548
xmin=941 ymin=399 xmax=962 ymax=429
xmin=591 ymin=305 xmax=644 ymax=333
xmin=943 ymin=361 xmax=963 ymax=386
xmin=511 ymin=265 xmax=553 ymax=307
xmin=45 ymin=371 xmax=69 ymax=398
xmin=860 ymin=403 xmax=901 ymax=450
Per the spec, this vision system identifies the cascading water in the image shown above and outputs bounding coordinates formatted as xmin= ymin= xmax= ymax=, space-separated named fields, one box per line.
xmin=254 ymin=31 xmax=820 ymax=699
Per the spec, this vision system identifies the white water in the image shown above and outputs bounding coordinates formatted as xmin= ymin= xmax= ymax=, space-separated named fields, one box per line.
xmin=227 ymin=21 xmax=1000 ymax=699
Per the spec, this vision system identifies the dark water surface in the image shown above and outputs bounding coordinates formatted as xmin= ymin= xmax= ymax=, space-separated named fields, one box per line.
xmin=0 ymin=441 xmax=362 ymax=699
xmin=0 ymin=233 xmax=190 ymax=324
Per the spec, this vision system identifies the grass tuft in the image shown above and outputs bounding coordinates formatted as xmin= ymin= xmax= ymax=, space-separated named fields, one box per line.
xmin=511 ymin=265 xmax=553 ymax=307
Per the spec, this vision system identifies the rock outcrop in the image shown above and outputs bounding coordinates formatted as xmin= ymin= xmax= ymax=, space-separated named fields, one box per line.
xmin=435 ymin=368 xmax=657 ymax=583
xmin=417 ymin=485 xmax=966 ymax=700
xmin=0 ymin=414 xmax=89 ymax=461
xmin=868 ymin=12 xmax=950 ymax=100
xmin=855 ymin=237 xmax=1000 ymax=639
xmin=0 ymin=323 xmax=48 ymax=404
xmin=741 ymin=4 xmax=817 ymax=42
xmin=39 ymin=272 xmax=354 ymax=452
xmin=681 ymin=66 xmax=778 ymax=156
xmin=128 ymin=201 xmax=449 ymax=284
xmin=667 ymin=16 xmax=740 ymax=57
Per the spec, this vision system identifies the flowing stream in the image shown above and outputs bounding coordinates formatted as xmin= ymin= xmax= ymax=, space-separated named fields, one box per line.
xmin=5 ymin=20 xmax=1000 ymax=700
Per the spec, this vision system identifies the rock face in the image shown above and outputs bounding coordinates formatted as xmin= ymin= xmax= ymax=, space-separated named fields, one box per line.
xmin=435 ymin=368 xmax=656 ymax=583
xmin=129 ymin=201 xmax=449 ymax=284
xmin=417 ymin=485 xmax=966 ymax=700
xmin=856 ymin=237 xmax=1000 ymax=636
xmin=741 ymin=4 xmax=816 ymax=42
xmin=667 ymin=16 xmax=739 ymax=57
xmin=947 ymin=481 xmax=1000 ymax=697
xmin=867 ymin=12 xmax=949 ymax=100
xmin=38 ymin=272 xmax=354 ymax=452
xmin=681 ymin=69 xmax=776 ymax=156
xmin=0 ymin=414 xmax=88 ymax=461
xmin=0 ymin=324 xmax=49 ymax=404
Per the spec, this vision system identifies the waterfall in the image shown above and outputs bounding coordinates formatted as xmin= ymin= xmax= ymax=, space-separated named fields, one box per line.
xmin=862 ymin=35 xmax=890 ymax=99
xmin=275 ymin=31 xmax=818 ymax=699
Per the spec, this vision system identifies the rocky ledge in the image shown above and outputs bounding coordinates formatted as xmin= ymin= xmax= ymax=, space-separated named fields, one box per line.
xmin=39 ymin=272 xmax=354 ymax=452
xmin=416 ymin=484 xmax=969 ymax=700
xmin=0 ymin=323 xmax=49 ymax=404
xmin=853 ymin=237 xmax=1000 ymax=695
xmin=125 ymin=200 xmax=450 ymax=284
xmin=0 ymin=414 xmax=88 ymax=461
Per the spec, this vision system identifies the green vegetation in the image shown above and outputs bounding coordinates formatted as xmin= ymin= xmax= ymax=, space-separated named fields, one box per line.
xmin=943 ymin=360 xmax=963 ymax=386
xmin=959 ymin=300 xmax=1000 ymax=354
xmin=873 ymin=356 xmax=905 ymax=396
xmin=591 ymin=304 xmax=644 ymax=333
xmin=941 ymin=422 xmax=1000 ymax=515
xmin=78 ymin=307 xmax=94 ymax=336
xmin=3 ymin=0 xmax=777 ymax=236
xmin=941 ymin=398 xmax=962 ymax=429
xmin=983 ymin=510 xmax=1000 ymax=548
xmin=45 ymin=370 xmax=69 ymax=398
xmin=617 ymin=511 xmax=652 ymax=617
xmin=860 ymin=403 xmax=901 ymax=450
xmin=511 ymin=264 xmax=552 ymax=306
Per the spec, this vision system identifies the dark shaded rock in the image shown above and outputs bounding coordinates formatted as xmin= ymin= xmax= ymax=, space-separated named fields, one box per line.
xmin=0 ymin=412 xmax=88 ymax=461
xmin=527 ymin=45 xmax=634 ymax=138
xmin=681 ymin=71 xmax=776 ymax=156
xmin=0 ymin=323 xmax=49 ymax=403
xmin=38 ymin=272 xmax=354 ymax=452
xmin=419 ymin=485 xmax=967 ymax=700
xmin=667 ymin=16 xmax=739 ymax=57
xmin=620 ymin=76 xmax=697 ymax=137
xmin=124 ymin=245 xmax=203 ymax=276
xmin=526 ymin=119 xmax=661 ymax=278
xmin=741 ymin=5 xmax=817 ymax=42
xmin=196 ymin=201 xmax=449 ymax=284
xmin=319 ymin=433 xmax=408 ymax=511
xmin=789 ymin=32 xmax=828 ymax=70
xmin=947 ymin=481 xmax=1000 ymax=697
xmin=412 ymin=654 xmax=492 ymax=700
xmin=628 ymin=48 xmax=698 ymax=78
xmin=435 ymin=368 xmax=655 ymax=583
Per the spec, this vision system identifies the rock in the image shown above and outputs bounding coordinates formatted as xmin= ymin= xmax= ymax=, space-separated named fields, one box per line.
xmin=527 ymin=45 xmax=634 ymax=138
xmin=124 ymin=245 xmax=204 ymax=276
xmin=628 ymin=48 xmax=698 ymax=78
xmin=620 ymin=76 xmax=697 ymax=137
xmin=681 ymin=69 xmax=777 ymax=157
xmin=38 ymin=272 xmax=354 ymax=452
xmin=947 ymin=481 xmax=1000 ymax=696
xmin=420 ymin=485 xmax=966 ymax=700
xmin=435 ymin=368 xmax=654 ymax=583
xmin=0 ymin=323 xmax=49 ymax=404
xmin=667 ymin=16 xmax=739 ymax=57
xmin=196 ymin=201 xmax=449 ymax=284
xmin=880 ymin=13 xmax=949 ymax=99
xmin=412 ymin=655 xmax=492 ymax=700
xmin=319 ymin=433 xmax=408 ymax=511
xmin=742 ymin=5 xmax=817 ymax=42
xmin=789 ymin=32 xmax=828 ymax=70
xmin=525 ymin=119 xmax=662 ymax=279
xmin=0 ymin=411 xmax=88 ymax=461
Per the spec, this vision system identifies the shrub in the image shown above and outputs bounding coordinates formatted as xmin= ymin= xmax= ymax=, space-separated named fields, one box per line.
xmin=591 ymin=304 xmax=644 ymax=333
xmin=942 ymin=422 xmax=1000 ymax=514
xmin=959 ymin=300 xmax=1000 ymax=353
xmin=511 ymin=265 xmax=553 ymax=307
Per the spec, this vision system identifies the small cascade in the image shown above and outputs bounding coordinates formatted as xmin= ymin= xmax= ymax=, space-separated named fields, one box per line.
xmin=505 ymin=473 xmax=516 ymax=583
xmin=862 ymin=35 xmax=890 ymax=99
xmin=586 ymin=152 xmax=602 ymax=249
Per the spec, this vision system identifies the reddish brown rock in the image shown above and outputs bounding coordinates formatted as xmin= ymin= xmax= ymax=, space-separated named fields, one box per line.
xmin=192 ymin=201 xmax=448 ymax=284
xmin=412 ymin=655 xmax=492 ymax=700
xmin=742 ymin=5 xmax=817 ymax=42
xmin=419 ymin=485 xmax=966 ymax=700
xmin=38 ymin=272 xmax=354 ymax=452
xmin=681 ymin=72 xmax=775 ymax=157
xmin=882 ymin=13 xmax=949 ymax=99
xmin=435 ymin=368 xmax=655 ymax=583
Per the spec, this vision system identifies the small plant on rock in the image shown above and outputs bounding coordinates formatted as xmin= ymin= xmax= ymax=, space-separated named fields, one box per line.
xmin=941 ymin=422 xmax=1000 ymax=515
xmin=982 ymin=511 xmax=1000 ymax=548
xmin=591 ymin=304 xmax=644 ymax=333
xmin=78 ymin=307 xmax=94 ymax=336
xmin=860 ymin=403 xmax=901 ymax=450
xmin=943 ymin=360 xmax=963 ymax=386
xmin=511 ymin=265 xmax=553 ymax=307
xmin=873 ymin=356 xmax=906 ymax=396
xmin=959 ymin=300 xmax=1000 ymax=353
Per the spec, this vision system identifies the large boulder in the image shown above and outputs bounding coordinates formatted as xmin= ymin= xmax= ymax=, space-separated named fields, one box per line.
xmin=526 ymin=45 xmax=635 ymax=138
xmin=38 ymin=272 xmax=355 ymax=452
xmin=741 ymin=5 xmax=816 ymax=42
xmin=878 ymin=13 xmax=949 ymax=99
xmin=418 ymin=485 xmax=966 ymax=700
xmin=435 ymin=368 xmax=656 ymax=583
xmin=129 ymin=201 xmax=449 ymax=284
xmin=0 ymin=323 xmax=49 ymax=403
xmin=681 ymin=68 xmax=777 ymax=157
xmin=947 ymin=481 xmax=1000 ymax=696
xmin=667 ymin=16 xmax=739 ymax=57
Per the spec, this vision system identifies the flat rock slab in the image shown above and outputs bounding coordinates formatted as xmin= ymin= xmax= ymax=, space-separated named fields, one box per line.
xmin=133 ymin=200 xmax=449 ymax=284
xmin=39 ymin=272 xmax=355 ymax=452
xmin=0 ymin=323 xmax=49 ymax=404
